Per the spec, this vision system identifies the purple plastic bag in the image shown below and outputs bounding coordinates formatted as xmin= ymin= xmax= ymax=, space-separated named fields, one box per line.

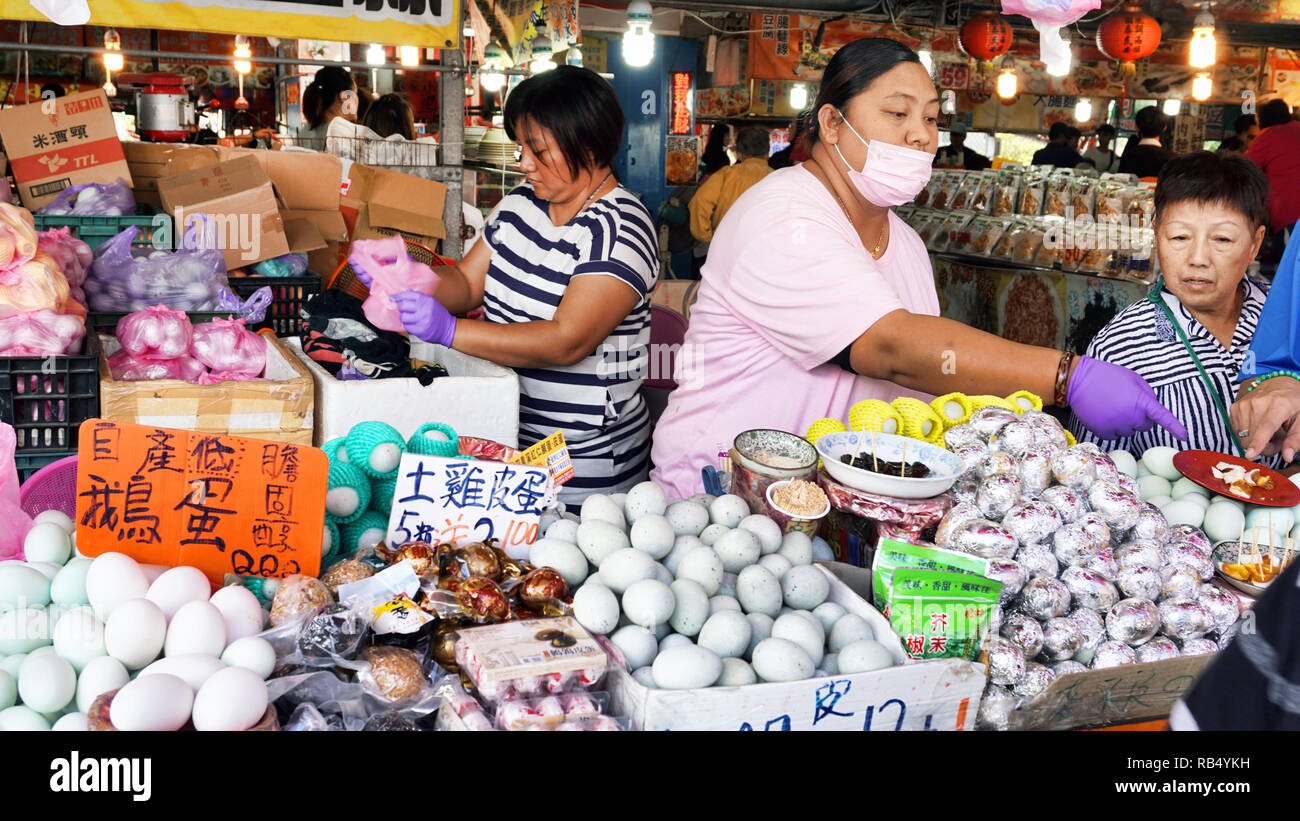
xmin=37 ymin=178 xmax=135 ymax=216
xmin=215 ymin=285 xmax=272 ymax=325
xmin=85 ymin=215 xmax=229 ymax=312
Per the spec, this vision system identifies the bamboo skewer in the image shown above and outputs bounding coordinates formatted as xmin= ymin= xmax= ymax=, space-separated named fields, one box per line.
xmin=900 ymin=441 xmax=907 ymax=478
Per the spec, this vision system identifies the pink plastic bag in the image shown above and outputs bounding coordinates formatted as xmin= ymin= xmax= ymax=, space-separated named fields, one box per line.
xmin=0 ymin=422 xmax=33 ymax=558
xmin=115 ymin=305 xmax=194 ymax=360
xmin=351 ymin=235 xmax=440 ymax=333
xmin=0 ymin=309 xmax=85 ymax=356
xmin=191 ymin=318 xmax=267 ymax=375
xmin=37 ymin=226 xmax=93 ymax=287
xmin=108 ymin=349 xmax=207 ymax=382
xmin=1001 ymin=0 xmax=1100 ymax=72
xmin=193 ymin=369 xmax=263 ymax=384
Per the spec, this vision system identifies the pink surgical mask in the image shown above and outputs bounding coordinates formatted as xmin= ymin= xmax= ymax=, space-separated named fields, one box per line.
xmin=833 ymin=109 xmax=934 ymax=207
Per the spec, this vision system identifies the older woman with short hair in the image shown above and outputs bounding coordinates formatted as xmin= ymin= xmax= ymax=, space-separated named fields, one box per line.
xmin=1071 ymin=151 xmax=1287 ymax=468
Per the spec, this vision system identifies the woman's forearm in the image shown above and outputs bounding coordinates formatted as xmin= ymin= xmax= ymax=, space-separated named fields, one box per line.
xmin=431 ymin=264 xmax=482 ymax=315
xmin=450 ymin=318 xmax=592 ymax=369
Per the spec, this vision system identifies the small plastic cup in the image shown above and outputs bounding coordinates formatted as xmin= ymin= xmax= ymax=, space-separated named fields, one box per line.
xmin=766 ymin=479 xmax=831 ymax=537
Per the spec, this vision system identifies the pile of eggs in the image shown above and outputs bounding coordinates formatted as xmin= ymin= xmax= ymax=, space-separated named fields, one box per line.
xmin=523 ymin=483 xmax=900 ymax=690
xmin=929 ymin=408 xmax=1242 ymax=730
xmin=1 ymin=512 xmax=275 ymax=732
xmin=1133 ymin=445 xmax=1300 ymax=546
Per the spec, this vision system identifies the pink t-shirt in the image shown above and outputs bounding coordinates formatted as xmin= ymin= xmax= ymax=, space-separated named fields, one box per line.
xmin=649 ymin=164 xmax=941 ymax=500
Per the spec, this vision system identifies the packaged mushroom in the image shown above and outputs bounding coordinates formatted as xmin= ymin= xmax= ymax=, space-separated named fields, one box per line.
xmin=992 ymin=167 xmax=1022 ymax=217
xmin=948 ymin=172 xmax=981 ymax=211
xmin=1127 ymin=184 xmax=1155 ymax=225
xmin=931 ymin=171 xmax=962 ymax=211
xmin=969 ymin=216 xmax=1014 ymax=255
xmin=994 ymin=217 xmax=1034 ymax=261
xmin=914 ymin=212 xmax=949 ymax=247
xmin=1093 ymin=179 xmax=1131 ymax=221
xmin=970 ymin=170 xmax=998 ymax=213
xmin=1018 ymin=170 xmax=1046 ymax=216
xmin=1012 ymin=219 xmax=1047 ymax=265
xmin=914 ymin=175 xmax=941 ymax=208
xmin=1044 ymin=171 xmax=1074 ymax=218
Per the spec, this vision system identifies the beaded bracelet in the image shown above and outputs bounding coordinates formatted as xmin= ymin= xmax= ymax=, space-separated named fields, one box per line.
xmin=1246 ymin=370 xmax=1300 ymax=392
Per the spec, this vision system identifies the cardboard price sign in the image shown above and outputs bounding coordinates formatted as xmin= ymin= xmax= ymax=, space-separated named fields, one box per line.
xmin=387 ymin=454 xmax=552 ymax=549
xmin=74 ymin=420 xmax=326 ymax=583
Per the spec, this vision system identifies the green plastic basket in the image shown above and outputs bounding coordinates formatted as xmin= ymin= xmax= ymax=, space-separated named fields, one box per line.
xmin=33 ymin=206 xmax=173 ymax=252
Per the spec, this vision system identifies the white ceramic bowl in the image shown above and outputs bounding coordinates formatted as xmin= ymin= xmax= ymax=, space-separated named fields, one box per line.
xmin=816 ymin=431 xmax=963 ymax=500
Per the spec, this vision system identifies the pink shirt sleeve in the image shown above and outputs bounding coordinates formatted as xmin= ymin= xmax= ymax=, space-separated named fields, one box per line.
xmin=708 ymin=184 xmax=906 ymax=371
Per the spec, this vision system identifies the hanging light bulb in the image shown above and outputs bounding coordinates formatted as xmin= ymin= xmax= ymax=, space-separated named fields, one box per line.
xmin=1163 ymin=98 xmax=1181 ymax=116
xmin=917 ymin=36 xmax=934 ymax=74
xmin=102 ymin=28 xmax=124 ymax=73
xmin=1189 ymin=2 xmax=1217 ymax=69
xmin=997 ymin=57 xmax=1018 ymax=100
xmin=366 ymin=43 xmax=386 ymax=66
xmin=789 ymin=82 xmax=809 ymax=111
xmin=399 ymin=46 xmax=420 ymax=67
xmin=531 ymin=36 xmax=556 ymax=74
xmin=1074 ymin=97 xmax=1093 ymax=123
xmin=1192 ymin=73 xmax=1213 ymax=102
xmin=1045 ymin=28 xmax=1072 ymax=77
xmin=567 ymin=45 xmax=584 ymax=67
xmin=480 ymin=43 xmax=508 ymax=92
xmin=623 ymin=0 xmax=655 ymax=68
xmin=233 ymin=35 xmax=252 ymax=76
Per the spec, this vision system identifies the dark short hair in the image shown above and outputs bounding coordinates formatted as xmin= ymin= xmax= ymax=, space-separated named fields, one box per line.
xmin=1066 ymin=126 xmax=1082 ymax=140
xmin=1048 ymin=121 xmax=1070 ymax=141
xmin=363 ymin=93 xmax=415 ymax=141
xmin=701 ymin=123 xmax=732 ymax=174
xmin=1096 ymin=124 xmax=1116 ymax=137
xmin=734 ymin=126 xmax=770 ymax=159
xmin=39 ymin=82 xmax=65 ymax=99
xmin=1135 ymin=106 xmax=1166 ymax=138
xmin=1234 ymin=113 xmax=1256 ymax=134
xmin=1258 ymin=98 xmax=1292 ymax=129
xmin=303 ymin=66 xmax=355 ymax=129
xmin=504 ymin=66 xmax=624 ymax=177
xmin=1155 ymin=151 xmax=1269 ymax=229
xmin=808 ymin=37 xmax=922 ymax=146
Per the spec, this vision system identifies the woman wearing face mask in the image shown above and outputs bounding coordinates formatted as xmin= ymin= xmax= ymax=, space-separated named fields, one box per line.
xmin=649 ymin=37 xmax=1186 ymax=499
xmin=297 ymin=66 xmax=359 ymax=144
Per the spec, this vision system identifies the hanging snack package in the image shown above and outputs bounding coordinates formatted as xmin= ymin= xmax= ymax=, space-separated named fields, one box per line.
xmin=946 ymin=214 xmax=983 ymax=254
xmin=931 ymin=171 xmax=962 ymax=211
xmin=970 ymin=170 xmax=998 ymax=213
xmin=1012 ymin=218 xmax=1046 ymax=265
xmin=870 ymin=537 xmax=992 ymax=614
xmin=1018 ymin=169 xmax=1046 ymax=216
xmin=1128 ymin=184 xmax=1155 ymax=227
xmin=914 ymin=212 xmax=947 ymax=247
xmin=454 ymin=616 xmax=610 ymax=705
xmin=928 ymin=211 xmax=975 ymax=253
xmin=948 ymin=173 xmax=980 ymax=211
xmin=1070 ymin=175 xmax=1097 ymax=218
xmin=993 ymin=166 xmax=1023 ymax=217
xmin=888 ymin=568 xmax=1002 ymax=661
xmin=1093 ymin=179 xmax=1130 ymax=221
xmin=1044 ymin=171 xmax=1073 ymax=217
xmin=993 ymin=217 xmax=1031 ymax=261
xmin=913 ymin=175 xmax=940 ymax=209
xmin=1034 ymin=216 xmax=1064 ymax=269
xmin=971 ymin=215 xmax=1013 ymax=256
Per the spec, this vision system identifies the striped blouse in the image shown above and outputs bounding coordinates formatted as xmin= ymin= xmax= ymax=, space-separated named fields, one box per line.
xmin=482 ymin=182 xmax=659 ymax=504
xmin=1069 ymin=277 xmax=1287 ymax=470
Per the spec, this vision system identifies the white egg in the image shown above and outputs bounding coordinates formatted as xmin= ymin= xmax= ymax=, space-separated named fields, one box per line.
xmin=668 ymin=579 xmax=710 ymax=637
xmin=208 ymin=585 xmax=266 ymax=644
xmin=0 ymin=670 xmax=14 ymax=710
xmin=18 ymin=652 xmax=76 ymax=713
xmin=653 ymin=622 xmax=672 ymax=641
xmin=0 ymin=608 xmax=50 ymax=654
xmin=778 ymin=531 xmax=814 ymax=566
xmin=709 ymin=495 xmax=751 ymax=528
xmin=629 ymin=514 xmax=676 ymax=559
xmin=771 ymin=612 xmax=824 ymax=667
xmin=735 ymin=565 xmax=783 ymax=618
xmin=146 ymin=566 xmax=212 ymax=621
xmin=689 ymin=493 xmax=717 ymax=507
xmin=1141 ymin=446 xmax=1181 ymax=480
xmin=580 ymin=494 xmax=627 ymax=530
xmin=658 ymin=633 xmax=694 ymax=651
xmin=718 ymin=572 xmax=739 ymax=599
xmin=576 ymin=520 xmax=630 ymax=569
xmin=528 ymin=539 xmax=589 ymax=587
xmin=631 ymin=667 xmax=658 ymax=688
xmin=665 ymin=501 xmax=711 ymax=536
xmin=599 ymin=548 xmax=657 ymax=594
xmin=0 ymin=705 xmax=50 ymax=731
xmin=1292 ymin=520 xmax=1300 ymax=541
xmin=829 ymin=614 xmax=876 ymax=653
xmin=23 ymin=523 xmax=72 ymax=565
xmin=1242 ymin=525 xmax=1278 ymax=548
xmin=653 ymin=562 xmax=674 ymax=586
xmin=326 ymin=486 xmax=363 ymax=519
xmin=715 ymin=657 xmax=758 ymax=687
xmin=1160 ymin=499 xmax=1205 ymax=529
xmin=1137 ymin=475 xmax=1172 ymax=501
xmin=85 ymin=552 xmax=149 ymax=621
xmin=141 ymin=565 xmax=172 ymax=584
xmin=140 ymin=654 xmax=227 ymax=694
xmin=1136 ymin=462 xmax=1152 ymax=478
xmin=623 ymin=481 xmax=668 ymax=524
xmin=609 ymin=625 xmax=658 ymax=670
xmin=0 ymin=563 xmax=51 ymax=608
xmin=164 ymin=601 xmax=227 ymax=658
xmin=545 ymin=518 xmax=581 ymax=544
xmin=104 ymin=598 xmax=166 ymax=670
xmin=51 ymin=712 xmax=88 ymax=731
xmin=621 ymin=579 xmax=675 ymax=628
xmin=757 ymin=553 xmax=794 ymax=579
xmin=111 ymin=673 xmax=193 ymax=731
xmin=652 ymin=645 xmax=722 ymax=689
xmin=697 ymin=610 xmax=752 ymax=658
xmin=782 ymin=565 xmax=829 ymax=610
xmin=220 ymin=637 xmax=276 ymax=679
xmin=25 ymin=562 xmax=61 ymax=582
xmin=1146 ymin=494 xmax=1173 ymax=509
xmin=698 ymin=524 xmax=730 ymax=547
xmin=51 ymin=606 xmax=106 ymax=672
xmin=837 ymin=640 xmax=896 ymax=673
xmin=713 ymin=529 xmax=761 ymax=574
xmin=572 ymin=583 xmax=621 ymax=635
xmin=33 ymin=509 xmax=75 ymax=535
xmin=49 ymin=559 xmax=91 ymax=607
xmin=675 ymin=547 xmax=725 ymax=596
xmin=738 ymin=515 xmax=784 ymax=555
xmin=822 ymin=653 xmax=840 ymax=674
xmin=1245 ymin=507 xmax=1295 ymax=538
xmin=1171 ymin=477 xmax=1208 ymax=500
xmin=1109 ymin=450 xmax=1139 ymax=478
xmin=812 ymin=537 xmax=836 ymax=561
xmin=812 ymin=602 xmax=848 ymax=633
xmin=709 ymin=596 xmax=742 ymax=615
xmin=1180 ymin=494 xmax=1211 ymax=510
xmin=75 ymin=656 xmax=129 ymax=713
xmin=751 ymin=637 xmax=815 ymax=682
xmin=192 ymin=667 xmax=269 ymax=731
xmin=662 ymin=535 xmax=704 ymax=574
xmin=744 ymin=613 xmax=774 ymax=659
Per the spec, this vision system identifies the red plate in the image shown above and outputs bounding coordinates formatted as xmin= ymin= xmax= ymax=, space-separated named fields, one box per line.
xmin=1172 ymin=450 xmax=1300 ymax=507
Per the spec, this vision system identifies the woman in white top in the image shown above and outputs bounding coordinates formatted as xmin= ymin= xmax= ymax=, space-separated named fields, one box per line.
xmin=296 ymin=66 xmax=357 ymax=145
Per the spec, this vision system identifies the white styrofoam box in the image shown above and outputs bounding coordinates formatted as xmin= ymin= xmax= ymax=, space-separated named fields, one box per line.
xmin=286 ymin=337 xmax=519 ymax=448
xmin=607 ymin=564 xmax=987 ymax=731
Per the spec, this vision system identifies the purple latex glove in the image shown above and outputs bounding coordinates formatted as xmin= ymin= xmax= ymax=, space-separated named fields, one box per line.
xmin=1067 ymin=356 xmax=1189 ymax=441
xmin=349 ymin=254 xmax=373 ymax=287
xmin=392 ymin=290 xmax=456 ymax=347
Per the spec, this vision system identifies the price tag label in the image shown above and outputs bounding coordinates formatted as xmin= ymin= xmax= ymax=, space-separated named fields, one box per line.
xmin=510 ymin=430 xmax=574 ymax=486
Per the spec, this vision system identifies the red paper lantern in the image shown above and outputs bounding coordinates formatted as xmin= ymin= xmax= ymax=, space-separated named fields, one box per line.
xmin=959 ymin=11 xmax=1014 ymax=62
xmin=1096 ymin=4 xmax=1162 ymax=76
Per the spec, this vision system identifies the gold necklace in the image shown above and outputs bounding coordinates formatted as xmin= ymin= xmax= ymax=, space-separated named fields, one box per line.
xmin=829 ymin=185 xmax=888 ymax=259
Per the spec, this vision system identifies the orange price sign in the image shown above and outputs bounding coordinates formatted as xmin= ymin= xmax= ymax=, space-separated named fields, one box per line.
xmin=74 ymin=420 xmax=326 ymax=583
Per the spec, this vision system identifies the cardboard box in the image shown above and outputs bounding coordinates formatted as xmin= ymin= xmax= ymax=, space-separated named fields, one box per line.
xmin=285 ymin=337 xmax=519 ymax=448
xmin=607 ymin=563 xmax=987 ymax=731
xmin=0 ymin=90 xmax=132 ymax=210
xmin=122 ymin=142 xmax=220 ymax=209
xmin=97 ymin=332 xmax=314 ymax=444
xmin=354 ymin=165 xmax=447 ymax=244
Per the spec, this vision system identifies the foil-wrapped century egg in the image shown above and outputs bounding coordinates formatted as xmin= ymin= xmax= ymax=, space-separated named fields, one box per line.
xmin=1052 ymin=522 xmax=1097 ymax=568
xmin=970 ymin=407 xmax=1021 ymax=439
xmin=1135 ymin=637 xmax=1181 ymax=663
xmin=1017 ymin=577 xmax=1072 ymax=620
xmin=983 ymin=636 xmax=1027 ymax=687
xmin=1061 ymin=566 xmax=1120 ymax=612
xmin=1199 ymin=585 xmax=1241 ymax=633
xmin=1106 ymin=598 xmax=1160 ymax=645
xmin=1091 ymin=640 xmax=1138 ymax=669
xmin=1068 ymin=607 xmax=1106 ymax=664
xmin=985 ymin=558 xmax=1027 ymax=604
xmin=1116 ymin=540 xmax=1164 ymax=571
xmin=1000 ymin=613 xmax=1045 ymax=658
xmin=935 ymin=502 xmax=983 ymax=548
xmin=1166 ymin=525 xmax=1211 ymax=555
xmin=1015 ymin=544 xmax=1060 ymax=580
xmin=1053 ymin=660 xmax=1088 ymax=676
xmin=1117 ymin=565 xmax=1162 ymax=601
xmin=1087 ymin=481 xmax=1142 ymax=532
xmin=1002 ymin=501 xmax=1063 ymax=549
xmin=1162 ymin=542 xmax=1214 ymax=581
xmin=977 ymin=684 xmax=1016 ymax=732
xmin=944 ymin=423 xmax=986 ymax=451
xmin=1012 ymin=662 xmax=1057 ymax=698
xmin=992 ymin=421 xmax=1037 ymax=458
xmin=1129 ymin=507 xmax=1171 ymax=544
xmin=1081 ymin=547 xmax=1119 ymax=582
xmin=950 ymin=519 xmax=1019 ymax=559
xmin=1159 ymin=564 xmax=1202 ymax=601
xmin=1041 ymin=617 xmax=1084 ymax=661
xmin=1180 ymin=637 xmax=1219 ymax=656
xmin=977 ymin=451 xmax=1019 ymax=480
xmin=1077 ymin=514 xmax=1113 ymax=552
xmin=977 ymin=473 xmax=1023 ymax=520
xmin=1016 ymin=449 xmax=1055 ymax=495
xmin=1050 ymin=449 xmax=1097 ymax=490
xmin=1157 ymin=598 xmax=1212 ymax=640
xmin=1040 ymin=486 xmax=1088 ymax=524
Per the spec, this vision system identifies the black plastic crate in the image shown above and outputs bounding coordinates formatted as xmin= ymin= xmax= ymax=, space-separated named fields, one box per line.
xmin=86 ymin=311 xmax=231 ymax=333
xmin=15 ymin=450 xmax=76 ymax=484
xmin=230 ymin=274 xmax=319 ymax=336
xmin=0 ymin=333 xmax=101 ymax=453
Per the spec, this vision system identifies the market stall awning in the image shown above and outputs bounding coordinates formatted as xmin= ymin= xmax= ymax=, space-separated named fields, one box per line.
xmin=0 ymin=0 xmax=462 ymax=48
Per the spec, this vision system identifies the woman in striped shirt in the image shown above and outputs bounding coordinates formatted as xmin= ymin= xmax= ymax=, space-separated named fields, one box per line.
xmin=377 ymin=67 xmax=659 ymax=503
xmin=1070 ymin=151 xmax=1289 ymax=470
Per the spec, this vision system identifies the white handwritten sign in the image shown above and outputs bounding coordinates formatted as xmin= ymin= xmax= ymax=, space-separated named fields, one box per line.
xmin=385 ymin=454 xmax=552 ymax=549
